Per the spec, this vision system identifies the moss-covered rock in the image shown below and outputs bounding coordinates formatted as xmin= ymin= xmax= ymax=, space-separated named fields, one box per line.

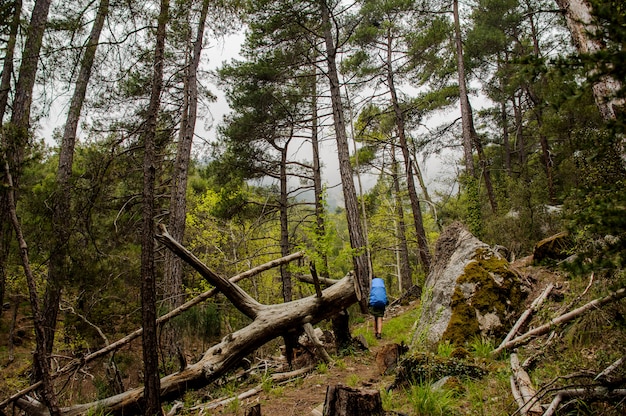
xmin=393 ymin=352 xmax=487 ymax=388
xmin=414 ymin=222 xmax=528 ymax=347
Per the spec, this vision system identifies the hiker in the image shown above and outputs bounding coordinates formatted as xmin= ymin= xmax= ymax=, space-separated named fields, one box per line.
xmin=368 ymin=276 xmax=388 ymax=339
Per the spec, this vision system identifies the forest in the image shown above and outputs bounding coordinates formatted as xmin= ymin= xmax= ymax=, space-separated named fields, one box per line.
xmin=0 ymin=0 xmax=625 ymax=415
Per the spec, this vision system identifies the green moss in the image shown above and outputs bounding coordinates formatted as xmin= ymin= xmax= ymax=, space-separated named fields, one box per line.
xmin=442 ymin=249 xmax=526 ymax=345
xmin=394 ymin=352 xmax=487 ymax=387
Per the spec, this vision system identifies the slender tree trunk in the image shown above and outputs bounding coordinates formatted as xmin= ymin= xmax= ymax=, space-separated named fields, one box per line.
xmin=141 ymin=0 xmax=169 ymax=413
xmin=0 ymin=0 xmax=53 ymax=397
xmin=512 ymin=94 xmax=526 ymax=166
xmin=165 ymin=0 xmax=210 ymax=310
xmin=0 ymin=0 xmax=21 ymax=121
xmin=43 ymin=0 xmax=109 ymax=365
xmin=0 ymin=0 xmax=21 ymax=315
xmin=385 ymin=29 xmax=431 ymax=274
xmin=499 ymin=55 xmax=512 ymax=175
xmin=0 ymin=0 xmax=47 ymax=319
xmin=3 ymin=160 xmax=60 ymax=415
xmin=279 ymin=139 xmax=292 ymax=303
xmin=310 ymin=68 xmax=330 ymax=278
xmin=453 ymin=0 xmax=475 ymax=177
xmin=320 ymin=0 xmax=371 ymax=310
xmin=163 ymin=0 xmax=210 ymax=360
xmin=390 ymin=148 xmax=412 ymax=292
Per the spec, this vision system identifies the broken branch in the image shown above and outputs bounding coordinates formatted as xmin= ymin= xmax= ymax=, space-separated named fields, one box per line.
xmin=493 ymin=287 xmax=626 ymax=355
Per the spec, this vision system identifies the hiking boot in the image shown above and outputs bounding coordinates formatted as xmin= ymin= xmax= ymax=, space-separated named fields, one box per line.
xmin=376 ymin=333 xmax=382 ymax=339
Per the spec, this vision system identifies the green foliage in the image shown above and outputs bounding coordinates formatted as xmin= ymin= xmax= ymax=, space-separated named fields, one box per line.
xmin=467 ymin=336 xmax=493 ymax=359
xmin=407 ymin=383 xmax=457 ymax=416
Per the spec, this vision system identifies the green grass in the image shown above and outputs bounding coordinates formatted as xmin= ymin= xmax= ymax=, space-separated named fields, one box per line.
xmin=407 ymin=383 xmax=457 ymax=416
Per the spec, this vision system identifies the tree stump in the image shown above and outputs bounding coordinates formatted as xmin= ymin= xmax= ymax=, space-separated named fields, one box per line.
xmin=323 ymin=384 xmax=384 ymax=416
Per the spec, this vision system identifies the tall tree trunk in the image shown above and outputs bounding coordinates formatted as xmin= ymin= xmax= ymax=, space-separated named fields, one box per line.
xmin=141 ymin=0 xmax=169 ymax=413
xmin=311 ymin=68 xmax=330 ymax=278
xmin=385 ymin=28 xmax=431 ymax=274
xmin=0 ymin=0 xmax=22 ymax=317
xmin=165 ymin=0 xmax=210 ymax=309
xmin=43 ymin=0 xmax=109 ymax=365
xmin=555 ymin=0 xmax=623 ymax=120
xmin=0 ymin=0 xmax=21 ymax=121
xmin=526 ymin=9 xmax=556 ymax=203
xmin=279 ymin=138 xmax=292 ymax=303
xmin=320 ymin=0 xmax=371 ymax=310
xmin=3 ymin=161 xmax=60 ymax=414
xmin=163 ymin=0 xmax=210 ymax=359
xmin=1 ymin=0 xmax=51 ymax=321
xmin=453 ymin=0 xmax=475 ymax=178
xmin=0 ymin=0 xmax=53 ymax=399
xmin=390 ymin=147 xmax=412 ymax=292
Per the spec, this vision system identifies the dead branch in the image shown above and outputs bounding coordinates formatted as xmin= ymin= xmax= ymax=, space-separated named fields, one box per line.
xmin=156 ymin=224 xmax=262 ymax=318
xmin=542 ymin=387 xmax=626 ymax=416
xmin=594 ymin=357 xmax=625 ymax=382
xmin=497 ymin=284 xmax=553 ymax=352
xmin=492 ymin=287 xmax=626 ymax=355
xmin=298 ymin=274 xmax=340 ymax=287
xmin=303 ymin=323 xmax=333 ymax=363
xmin=510 ymin=353 xmax=542 ymax=415
xmin=190 ymin=365 xmax=314 ymax=412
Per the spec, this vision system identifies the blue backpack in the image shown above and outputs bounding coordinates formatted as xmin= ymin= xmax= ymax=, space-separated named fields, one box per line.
xmin=369 ymin=278 xmax=388 ymax=308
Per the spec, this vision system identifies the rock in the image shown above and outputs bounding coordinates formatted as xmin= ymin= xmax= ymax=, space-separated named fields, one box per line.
xmin=375 ymin=342 xmax=409 ymax=375
xmin=415 ymin=222 xmax=527 ymax=345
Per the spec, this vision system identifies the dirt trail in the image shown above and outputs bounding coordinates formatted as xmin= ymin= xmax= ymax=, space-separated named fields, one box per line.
xmin=210 ymin=303 xmax=418 ymax=415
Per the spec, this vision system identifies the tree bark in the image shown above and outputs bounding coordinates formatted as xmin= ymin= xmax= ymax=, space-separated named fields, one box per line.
xmin=0 ymin=0 xmax=21 ymax=121
xmin=453 ymin=0 xmax=475 ymax=177
xmin=0 ymin=0 xmax=21 ymax=317
xmin=320 ymin=0 xmax=371 ymax=311
xmin=141 ymin=0 xmax=169 ymax=413
xmin=555 ymin=0 xmax=623 ymax=120
xmin=323 ymin=385 xmax=384 ymax=416
xmin=310 ymin=68 xmax=330 ymax=278
xmin=165 ymin=0 xmax=211 ymax=311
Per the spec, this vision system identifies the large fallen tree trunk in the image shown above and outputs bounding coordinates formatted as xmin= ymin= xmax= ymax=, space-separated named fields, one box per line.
xmin=16 ymin=227 xmax=358 ymax=415
xmin=1 ymin=251 xmax=304 ymax=410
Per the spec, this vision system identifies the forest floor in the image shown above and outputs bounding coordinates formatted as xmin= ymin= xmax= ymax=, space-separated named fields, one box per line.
xmin=202 ymin=307 xmax=410 ymax=416
xmin=2 ymin=258 xmax=625 ymax=415
xmin=188 ymin=257 xmax=626 ymax=416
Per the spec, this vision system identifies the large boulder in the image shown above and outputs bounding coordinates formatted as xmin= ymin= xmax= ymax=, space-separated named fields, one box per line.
xmin=415 ymin=222 xmax=527 ymax=346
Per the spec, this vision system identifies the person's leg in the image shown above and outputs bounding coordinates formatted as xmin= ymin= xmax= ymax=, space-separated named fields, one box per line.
xmin=376 ymin=316 xmax=383 ymax=338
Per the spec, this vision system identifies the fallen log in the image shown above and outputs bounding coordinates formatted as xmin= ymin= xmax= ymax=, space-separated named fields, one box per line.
xmin=496 ymin=283 xmax=553 ymax=352
xmin=510 ymin=353 xmax=542 ymax=415
xmin=492 ymin=287 xmax=626 ymax=355
xmin=14 ymin=228 xmax=358 ymax=416
xmin=1 ymin=250 xmax=304 ymax=410
xmin=542 ymin=387 xmax=626 ymax=416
